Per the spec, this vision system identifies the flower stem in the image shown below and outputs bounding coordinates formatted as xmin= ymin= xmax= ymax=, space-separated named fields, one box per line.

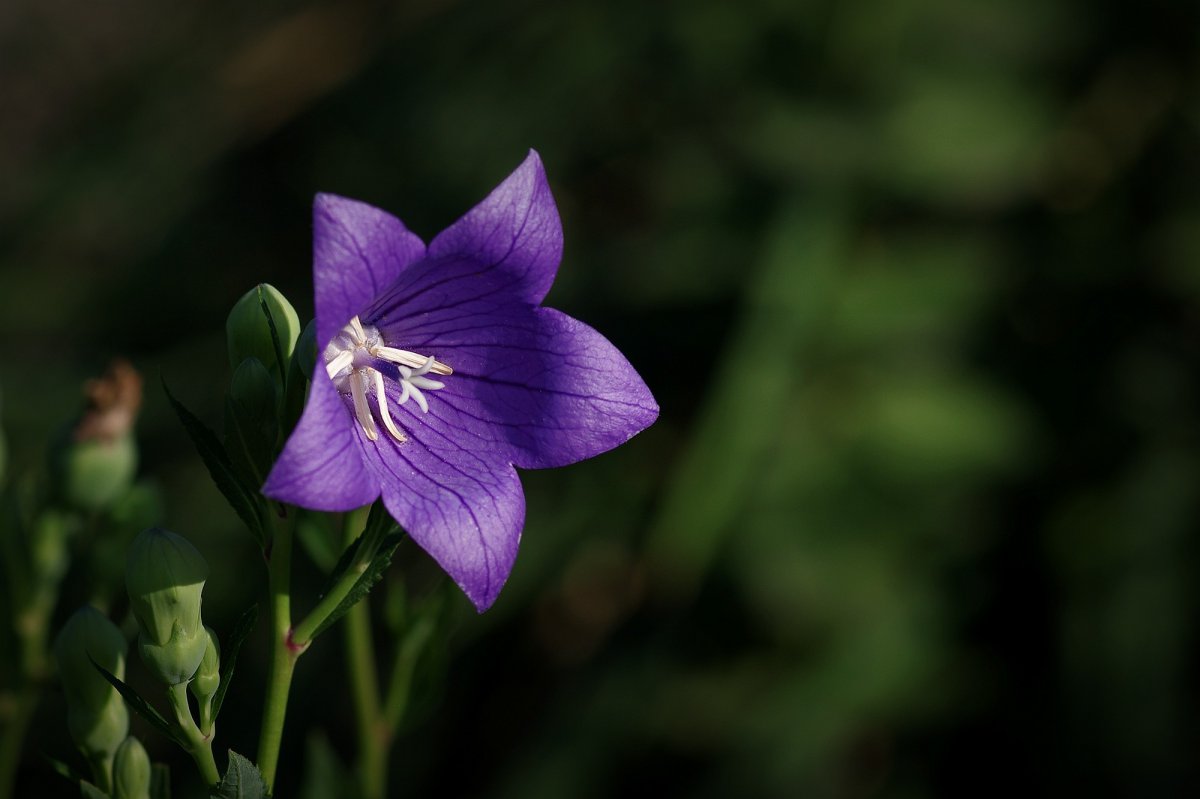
xmin=0 ymin=690 xmax=38 ymax=799
xmin=167 ymin=682 xmax=220 ymax=786
xmin=85 ymin=751 xmax=115 ymax=794
xmin=256 ymin=509 xmax=299 ymax=791
xmin=382 ymin=613 xmax=436 ymax=733
xmin=0 ymin=595 xmax=54 ymax=799
xmin=346 ymin=592 xmax=388 ymax=799
xmin=291 ymin=508 xmax=384 ymax=647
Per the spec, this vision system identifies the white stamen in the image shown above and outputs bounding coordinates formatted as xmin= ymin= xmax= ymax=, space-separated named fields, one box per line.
xmin=325 ymin=349 xmax=354 ymax=379
xmin=373 ymin=369 xmax=406 ymax=442
xmin=349 ymin=371 xmax=378 ymax=441
xmin=323 ymin=315 xmax=450 ymax=436
xmin=408 ymin=383 xmax=430 ymax=414
xmin=375 ymin=346 xmax=453 ymax=376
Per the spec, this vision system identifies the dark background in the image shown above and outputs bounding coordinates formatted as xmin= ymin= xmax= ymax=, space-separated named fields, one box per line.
xmin=3 ymin=0 xmax=1200 ymax=796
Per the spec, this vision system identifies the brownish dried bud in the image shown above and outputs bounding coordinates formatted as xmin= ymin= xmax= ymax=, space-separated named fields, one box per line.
xmin=75 ymin=359 xmax=143 ymax=444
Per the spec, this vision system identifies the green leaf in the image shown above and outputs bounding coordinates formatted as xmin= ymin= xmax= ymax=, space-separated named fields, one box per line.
xmin=316 ymin=502 xmax=399 ymax=600
xmin=308 ymin=532 xmax=404 ymax=640
xmin=151 ymin=764 xmax=172 ymax=799
xmin=316 ymin=532 xmax=365 ymax=600
xmin=42 ymin=753 xmax=83 ymax=784
xmin=259 ymin=289 xmax=289 ymax=379
xmin=163 ymin=381 xmax=267 ymax=549
xmin=210 ymin=604 xmax=258 ymax=723
xmin=80 ymin=780 xmax=108 ymax=799
xmin=223 ymin=396 xmax=272 ymax=492
xmin=210 ymin=751 xmax=268 ymax=799
xmin=90 ymin=658 xmax=186 ymax=747
xmin=299 ymin=732 xmax=350 ymax=799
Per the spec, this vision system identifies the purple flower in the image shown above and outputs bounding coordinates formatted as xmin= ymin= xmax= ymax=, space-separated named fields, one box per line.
xmin=263 ymin=151 xmax=658 ymax=611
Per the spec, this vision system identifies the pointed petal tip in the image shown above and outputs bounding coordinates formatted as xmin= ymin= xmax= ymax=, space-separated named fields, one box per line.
xmin=465 ymin=584 xmax=501 ymax=613
xmin=427 ymin=150 xmax=563 ymax=304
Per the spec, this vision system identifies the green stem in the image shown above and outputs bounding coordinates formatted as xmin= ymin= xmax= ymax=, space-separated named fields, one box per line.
xmin=291 ymin=511 xmax=382 ymax=647
xmin=346 ymin=593 xmax=387 ymax=799
xmin=256 ymin=509 xmax=298 ymax=791
xmin=167 ymin=682 xmax=219 ymax=786
xmin=85 ymin=751 xmax=115 ymax=794
xmin=0 ymin=597 xmax=54 ymax=799
xmin=0 ymin=691 xmax=37 ymax=799
xmin=382 ymin=614 xmax=436 ymax=733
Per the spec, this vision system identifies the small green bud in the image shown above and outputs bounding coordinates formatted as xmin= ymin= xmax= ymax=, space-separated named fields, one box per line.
xmin=295 ymin=319 xmax=317 ymax=380
xmin=125 ymin=528 xmax=209 ymax=685
xmin=226 ymin=283 xmax=301 ymax=376
xmin=190 ymin=626 xmax=221 ymax=734
xmin=53 ymin=607 xmax=130 ymax=762
xmin=225 ymin=357 xmax=279 ymax=486
xmin=191 ymin=626 xmax=221 ymax=698
xmin=112 ymin=736 xmax=152 ymax=799
xmin=231 ymin=357 xmax=278 ymax=428
xmin=56 ymin=434 xmax=138 ymax=512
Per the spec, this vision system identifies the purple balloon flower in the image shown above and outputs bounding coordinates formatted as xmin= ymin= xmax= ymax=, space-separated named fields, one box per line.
xmin=263 ymin=151 xmax=658 ymax=611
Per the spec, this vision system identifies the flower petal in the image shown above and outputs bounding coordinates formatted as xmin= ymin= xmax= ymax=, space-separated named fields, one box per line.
xmin=313 ymin=193 xmax=426 ymax=349
xmin=363 ymin=404 xmax=525 ymax=612
xmin=262 ymin=370 xmax=380 ymax=511
xmin=376 ymin=288 xmax=658 ymax=469
xmin=427 ymin=150 xmax=562 ymax=305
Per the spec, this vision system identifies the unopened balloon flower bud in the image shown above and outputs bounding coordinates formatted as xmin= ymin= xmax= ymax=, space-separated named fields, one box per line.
xmin=294 ymin=319 xmax=317 ymax=380
xmin=226 ymin=283 xmax=301 ymax=376
xmin=190 ymin=626 xmax=221 ymax=733
xmin=112 ymin=736 xmax=152 ymax=799
xmin=226 ymin=357 xmax=279 ymax=485
xmin=53 ymin=606 xmax=130 ymax=762
xmin=230 ymin=358 xmax=278 ymax=426
xmin=125 ymin=528 xmax=209 ymax=685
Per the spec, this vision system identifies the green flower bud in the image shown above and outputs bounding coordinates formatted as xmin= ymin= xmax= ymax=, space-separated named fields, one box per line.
xmin=112 ymin=736 xmax=152 ymax=799
xmin=125 ymin=528 xmax=209 ymax=685
xmin=295 ymin=319 xmax=317 ymax=380
xmin=54 ymin=360 xmax=143 ymax=511
xmin=226 ymin=283 xmax=301 ymax=376
xmin=190 ymin=626 xmax=221 ymax=734
xmin=56 ymin=434 xmax=138 ymax=512
xmin=231 ymin=357 xmax=278 ymax=429
xmin=53 ymin=607 xmax=130 ymax=762
xmin=225 ymin=357 xmax=279 ymax=486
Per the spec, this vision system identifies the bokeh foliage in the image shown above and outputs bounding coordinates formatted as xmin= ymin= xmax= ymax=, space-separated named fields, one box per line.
xmin=2 ymin=0 xmax=1199 ymax=796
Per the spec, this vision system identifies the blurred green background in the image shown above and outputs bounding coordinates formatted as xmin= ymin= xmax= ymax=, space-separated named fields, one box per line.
xmin=3 ymin=0 xmax=1200 ymax=796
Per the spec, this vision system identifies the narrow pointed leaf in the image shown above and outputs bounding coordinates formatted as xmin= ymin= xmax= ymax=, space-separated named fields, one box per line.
xmin=151 ymin=764 xmax=172 ymax=799
xmin=80 ymin=781 xmax=108 ymax=799
xmin=42 ymin=753 xmax=83 ymax=784
xmin=163 ymin=382 xmax=267 ymax=548
xmin=90 ymin=659 xmax=186 ymax=747
xmin=210 ymin=604 xmax=258 ymax=723
xmin=259 ymin=289 xmax=289 ymax=377
xmin=316 ymin=501 xmax=398 ymax=599
xmin=308 ymin=533 xmax=404 ymax=640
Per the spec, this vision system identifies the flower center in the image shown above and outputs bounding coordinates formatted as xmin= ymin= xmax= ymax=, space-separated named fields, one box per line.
xmin=323 ymin=316 xmax=452 ymax=442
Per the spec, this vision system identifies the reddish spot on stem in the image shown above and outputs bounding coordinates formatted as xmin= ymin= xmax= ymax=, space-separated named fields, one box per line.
xmin=284 ymin=627 xmax=309 ymax=655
